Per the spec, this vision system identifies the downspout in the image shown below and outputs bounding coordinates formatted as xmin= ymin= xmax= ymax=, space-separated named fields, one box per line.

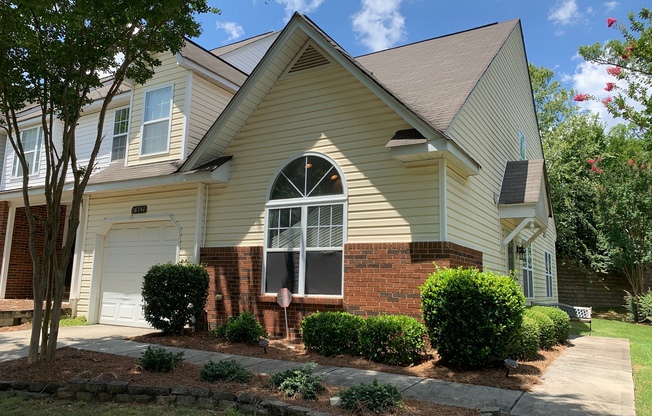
xmin=439 ymin=158 xmax=448 ymax=241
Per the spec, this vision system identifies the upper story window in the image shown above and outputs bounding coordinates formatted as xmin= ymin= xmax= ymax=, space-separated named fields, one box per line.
xmin=111 ymin=107 xmax=129 ymax=161
xmin=141 ymin=85 xmax=172 ymax=156
xmin=12 ymin=126 xmax=43 ymax=177
xmin=264 ymin=155 xmax=346 ymax=296
xmin=519 ymin=130 xmax=526 ymax=160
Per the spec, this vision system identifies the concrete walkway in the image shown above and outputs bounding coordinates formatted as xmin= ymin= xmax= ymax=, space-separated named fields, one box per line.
xmin=0 ymin=326 xmax=636 ymax=415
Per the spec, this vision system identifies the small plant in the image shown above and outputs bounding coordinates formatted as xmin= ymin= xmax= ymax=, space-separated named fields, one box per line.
xmin=59 ymin=315 xmax=90 ymax=327
xmin=142 ymin=261 xmax=209 ymax=334
xmin=625 ymin=290 xmax=652 ymax=323
xmin=358 ymin=314 xmax=427 ymax=365
xmin=339 ymin=380 xmax=403 ymax=414
xmin=269 ymin=363 xmax=325 ymax=400
xmin=525 ymin=309 xmax=556 ymax=349
xmin=531 ymin=306 xmax=570 ymax=344
xmin=138 ymin=346 xmax=184 ymax=373
xmin=301 ymin=311 xmax=365 ymax=356
xmin=506 ymin=315 xmax=541 ymax=361
xmin=199 ymin=360 xmax=252 ymax=383
xmin=216 ymin=312 xmax=267 ymax=343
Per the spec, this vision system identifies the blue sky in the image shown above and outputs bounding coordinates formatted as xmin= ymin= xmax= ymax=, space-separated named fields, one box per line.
xmin=192 ymin=0 xmax=649 ymax=127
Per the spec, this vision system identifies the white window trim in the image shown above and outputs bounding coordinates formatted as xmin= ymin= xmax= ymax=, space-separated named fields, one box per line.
xmin=262 ymin=153 xmax=347 ymax=297
xmin=139 ymin=83 xmax=174 ymax=157
xmin=522 ymin=240 xmax=534 ymax=299
xmin=111 ymin=106 xmax=130 ymax=162
xmin=545 ymin=251 xmax=554 ymax=298
xmin=12 ymin=126 xmax=43 ymax=178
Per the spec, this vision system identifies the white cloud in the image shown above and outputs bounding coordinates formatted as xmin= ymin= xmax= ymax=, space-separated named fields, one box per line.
xmin=548 ymin=0 xmax=581 ymax=25
xmin=216 ymin=21 xmax=245 ymax=42
xmin=603 ymin=1 xmax=619 ymax=13
xmin=352 ymin=0 xmax=406 ymax=52
xmin=564 ymin=61 xmax=626 ymax=128
xmin=276 ymin=0 xmax=324 ymax=22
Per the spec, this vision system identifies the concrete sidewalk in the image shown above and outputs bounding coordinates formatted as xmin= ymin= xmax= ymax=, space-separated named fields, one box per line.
xmin=0 ymin=325 xmax=636 ymax=415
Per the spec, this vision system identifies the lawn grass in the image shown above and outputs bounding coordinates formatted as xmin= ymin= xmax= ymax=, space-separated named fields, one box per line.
xmin=0 ymin=396 xmax=246 ymax=415
xmin=59 ymin=315 xmax=90 ymax=327
xmin=570 ymin=313 xmax=652 ymax=416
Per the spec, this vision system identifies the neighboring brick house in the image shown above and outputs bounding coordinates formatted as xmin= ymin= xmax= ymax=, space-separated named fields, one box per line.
xmin=1 ymin=14 xmax=557 ymax=338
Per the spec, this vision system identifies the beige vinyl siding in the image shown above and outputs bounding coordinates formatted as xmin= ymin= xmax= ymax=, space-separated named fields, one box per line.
xmin=444 ymin=29 xmax=558 ymax=301
xmin=187 ymin=75 xmax=233 ymax=155
xmin=204 ymin=64 xmax=439 ymax=247
xmin=76 ymin=184 xmax=199 ymax=316
xmin=127 ymin=52 xmax=187 ymax=165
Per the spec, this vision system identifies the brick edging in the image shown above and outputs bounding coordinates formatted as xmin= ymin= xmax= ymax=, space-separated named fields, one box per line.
xmin=0 ymin=379 xmax=333 ymax=416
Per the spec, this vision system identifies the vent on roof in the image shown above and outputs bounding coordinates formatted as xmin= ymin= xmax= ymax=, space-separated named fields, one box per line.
xmin=289 ymin=44 xmax=330 ymax=73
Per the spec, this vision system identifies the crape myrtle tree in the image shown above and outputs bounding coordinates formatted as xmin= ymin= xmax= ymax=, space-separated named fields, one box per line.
xmin=577 ymin=8 xmax=652 ymax=141
xmin=528 ymin=64 xmax=607 ymax=268
xmin=0 ymin=0 xmax=216 ymax=363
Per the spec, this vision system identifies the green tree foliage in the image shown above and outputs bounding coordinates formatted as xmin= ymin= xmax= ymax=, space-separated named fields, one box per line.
xmin=529 ymin=64 xmax=607 ymax=267
xmin=0 ymin=0 xmax=216 ymax=362
xmin=579 ymin=8 xmax=652 ymax=140
xmin=588 ymin=142 xmax=652 ymax=296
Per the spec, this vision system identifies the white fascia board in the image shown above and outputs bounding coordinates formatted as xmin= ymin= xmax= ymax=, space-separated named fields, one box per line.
xmin=175 ymin=54 xmax=240 ymax=93
xmin=499 ymin=204 xmax=536 ymax=220
xmin=84 ymin=168 xmax=228 ymax=194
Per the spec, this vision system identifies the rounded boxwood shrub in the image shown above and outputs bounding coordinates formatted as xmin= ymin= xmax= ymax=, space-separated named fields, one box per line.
xmin=506 ymin=315 xmax=540 ymax=361
xmin=220 ymin=312 xmax=267 ymax=343
xmin=200 ymin=359 xmax=252 ymax=382
xmin=301 ymin=311 xmax=365 ymax=357
xmin=358 ymin=314 xmax=427 ymax=366
xmin=531 ymin=306 xmax=570 ymax=344
xmin=142 ymin=261 xmax=209 ymax=334
xmin=420 ymin=267 xmax=525 ymax=369
xmin=525 ymin=309 xmax=556 ymax=349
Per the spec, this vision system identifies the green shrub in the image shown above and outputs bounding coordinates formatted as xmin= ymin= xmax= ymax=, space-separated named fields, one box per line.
xmin=301 ymin=311 xmax=365 ymax=356
xmin=339 ymin=380 xmax=403 ymax=414
xmin=142 ymin=261 xmax=209 ymax=334
xmin=358 ymin=314 xmax=427 ymax=366
xmin=625 ymin=290 xmax=652 ymax=323
xmin=506 ymin=315 xmax=540 ymax=361
xmin=199 ymin=360 xmax=252 ymax=383
xmin=138 ymin=346 xmax=184 ymax=373
xmin=531 ymin=306 xmax=570 ymax=344
xmin=269 ymin=363 xmax=325 ymax=400
xmin=420 ymin=267 xmax=525 ymax=369
xmin=218 ymin=312 xmax=267 ymax=343
xmin=524 ymin=309 xmax=556 ymax=349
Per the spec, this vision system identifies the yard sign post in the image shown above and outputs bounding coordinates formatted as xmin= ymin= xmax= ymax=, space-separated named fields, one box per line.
xmin=276 ymin=288 xmax=292 ymax=338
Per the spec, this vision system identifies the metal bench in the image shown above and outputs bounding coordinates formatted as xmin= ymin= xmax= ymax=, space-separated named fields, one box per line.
xmin=535 ymin=302 xmax=592 ymax=332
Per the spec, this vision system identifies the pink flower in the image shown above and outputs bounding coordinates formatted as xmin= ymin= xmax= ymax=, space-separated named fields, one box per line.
xmin=626 ymin=44 xmax=634 ymax=52
xmin=607 ymin=67 xmax=622 ymax=76
xmin=629 ymin=159 xmax=635 ymax=167
xmin=591 ymin=165 xmax=599 ymax=172
xmin=604 ymin=82 xmax=616 ymax=91
xmin=621 ymin=53 xmax=630 ymax=59
xmin=597 ymin=156 xmax=602 ymax=163
xmin=588 ymin=158 xmax=596 ymax=164
xmin=574 ymin=93 xmax=591 ymax=102
xmin=607 ymin=18 xmax=617 ymax=28
xmin=602 ymin=97 xmax=613 ymax=105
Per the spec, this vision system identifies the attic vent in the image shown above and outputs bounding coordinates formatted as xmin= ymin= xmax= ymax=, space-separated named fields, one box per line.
xmin=289 ymin=45 xmax=330 ymax=73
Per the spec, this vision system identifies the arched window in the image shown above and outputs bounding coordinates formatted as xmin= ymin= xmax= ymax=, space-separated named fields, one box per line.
xmin=264 ymin=155 xmax=346 ymax=296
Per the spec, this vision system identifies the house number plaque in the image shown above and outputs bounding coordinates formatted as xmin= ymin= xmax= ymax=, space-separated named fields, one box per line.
xmin=131 ymin=205 xmax=148 ymax=214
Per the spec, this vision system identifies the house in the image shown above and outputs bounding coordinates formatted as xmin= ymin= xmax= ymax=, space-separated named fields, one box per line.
xmin=1 ymin=13 xmax=557 ymax=337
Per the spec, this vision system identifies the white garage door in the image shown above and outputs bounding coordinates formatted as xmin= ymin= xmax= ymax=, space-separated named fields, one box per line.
xmin=100 ymin=222 xmax=178 ymax=327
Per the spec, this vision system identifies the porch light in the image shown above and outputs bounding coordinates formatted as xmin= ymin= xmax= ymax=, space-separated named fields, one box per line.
xmin=306 ymin=163 xmax=313 ymax=169
xmin=330 ymin=174 xmax=338 ymax=180
xmin=516 ymin=245 xmax=527 ymax=261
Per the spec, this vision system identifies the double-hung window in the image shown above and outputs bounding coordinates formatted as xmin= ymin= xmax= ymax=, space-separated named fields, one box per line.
xmin=141 ymin=85 xmax=172 ymax=156
xmin=12 ymin=126 xmax=43 ymax=177
xmin=111 ymin=107 xmax=129 ymax=161
xmin=264 ymin=155 xmax=346 ymax=296
xmin=545 ymin=252 xmax=554 ymax=298
xmin=522 ymin=240 xmax=534 ymax=299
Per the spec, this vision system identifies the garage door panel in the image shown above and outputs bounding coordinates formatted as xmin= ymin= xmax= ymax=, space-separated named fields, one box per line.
xmin=100 ymin=221 xmax=178 ymax=328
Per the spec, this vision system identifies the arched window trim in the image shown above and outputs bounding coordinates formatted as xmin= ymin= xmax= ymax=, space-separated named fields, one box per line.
xmin=263 ymin=153 xmax=347 ymax=297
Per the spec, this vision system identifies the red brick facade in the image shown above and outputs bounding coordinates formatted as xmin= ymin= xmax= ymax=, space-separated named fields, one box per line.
xmin=4 ymin=205 xmax=67 ymax=299
xmin=201 ymin=242 xmax=482 ymax=338
xmin=0 ymin=202 xmax=8 ymax=281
